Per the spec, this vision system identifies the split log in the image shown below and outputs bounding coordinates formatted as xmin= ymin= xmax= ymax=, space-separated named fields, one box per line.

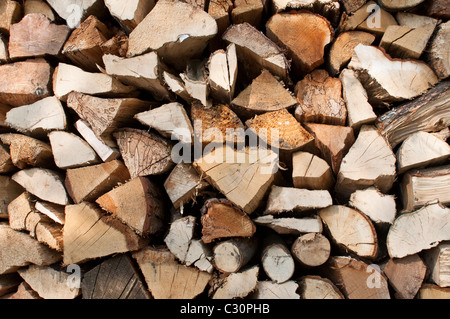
xmin=65 ymin=159 xmax=130 ymax=204
xmin=209 ymin=265 xmax=259 ymax=299
xmin=396 ymin=131 xmax=450 ymax=174
xmin=102 ymin=52 xmax=172 ymax=101
xmin=0 ymin=224 xmax=61 ymax=275
xmin=245 ymin=109 xmax=314 ymax=155
xmin=67 ymin=92 xmax=151 ymax=147
xmin=322 ymin=256 xmax=391 ymax=299
xmin=12 ymin=168 xmax=69 ymax=206
xmin=424 ymin=242 xmax=450 ymax=288
xmin=427 ymin=20 xmax=450 ymax=80
xmin=8 ymin=192 xmax=36 ymax=231
xmin=231 ymin=69 xmax=297 ymax=119
xmin=349 ymin=187 xmax=397 ymax=225
xmin=386 ymin=203 xmax=450 ymax=258
xmin=18 ymin=265 xmax=81 ymax=299
xmin=396 ymin=11 xmax=438 ymax=28
xmin=231 ymin=0 xmax=263 ymax=27
xmin=5 ymin=96 xmax=67 ymax=137
xmin=400 ymin=165 xmax=450 ymax=212
xmin=0 ymin=176 xmax=23 ymax=219
xmin=379 ymin=24 xmax=436 ymax=59
xmin=100 ymin=33 xmax=128 ymax=57
xmin=339 ymin=69 xmax=377 ymax=130
xmin=61 ymin=15 xmax=110 ymax=72
xmin=0 ymin=133 xmax=54 ymax=169
xmin=383 ymin=254 xmax=427 ymax=299
xmin=200 ymin=198 xmax=256 ymax=243
xmin=379 ymin=0 xmax=425 ymax=11
xmin=45 ymin=0 xmax=106 ymax=28
xmin=213 ymin=237 xmax=258 ymax=273
xmin=421 ymin=0 xmax=450 ymax=19
xmin=81 ymin=254 xmax=151 ymax=299
xmin=127 ymin=0 xmax=217 ymax=71
xmin=207 ymin=44 xmax=238 ymax=104
xmin=53 ymin=63 xmax=137 ymax=102
xmin=105 ymin=0 xmax=155 ymax=32
xmin=0 ymin=0 xmax=22 ymax=35
xmin=164 ymin=162 xmax=209 ymax=210
xmin=23 ymin=0 xmax=55 ymax=21
xmin=297 ymin=275 xmax=344 ymax=299
xmin=260 ymin=232 xmax=295 ymax=283
xmin=0 ymin=58 xmax=52 ymax=107
xmin=250 ymin=280 xmax=300 ymax=299
xmin=135 ymin=102 xmax=194 ymax=144
xmin=294 ymin=69 xmax=347 ymax=126
xmin=266 ymin=10 xmax=334 ymax=76
xmin=264 ymin=186 xmax=332 ymax=215
xmin=319 ymin=205 xmax=378 ymax=259
xmin=114 ymin=128 xmax=174 ymax=178
xmin=336 ymin=125 xmax=396 ymax=198
xmin=348 ymin=44 xmax=438 ymax=106
xmin=0 ymin=144 xmax=15 ymax=173
xmin=193 ymin=144 xmax=279 ymax=214
xmin=328 ymin=31 xmax=375 ymax=76
xmin=269 ymin=0 xmax=341 ymax=25
xmin=132 ymin=245 xmax=212 ymax=299
xmin=303 ymin=123 xmax=355 ymax=174
xmin=74 ymin=120 xmax=121 ymax=162
xmin=207 ymin=0 xmax=233 ymax=50
xmin=48 ymin=131 xmax=100 ymax=169
xmin=292 ymin=151 xmax=334 ymax=191
xmin=222 ymin=22 xmax=290 ymax=84
xmin=291 ymin=233 xmax=331 ymax=268
xmin=185 ymin=239 xmax=214 ymax=273
xmin=35 ymin=222 xmax=63 ymax=251
xmin=63 ymin=202 xmax=149 ymax=265
xmin=418 ymin=284 xmax=450 ymax=299
xmin=35 ymin=201 xmax=65 ymax=225
xmin=253 ymin=214 xmax=323 ymax=235
xmin=376 ymin=81 xmax=450 ymax=148
xmin=164 ymin=215 xmax=196 ymax=263
xmin=96 ymin=177 xmax=165 ymax=236
xmin=180 ymin=61 xmax=211 ymax=107
xmin=162 ymin=71 xmax=194 ymax=104
xmin=8 ymin=13 xmax=70 ymax=59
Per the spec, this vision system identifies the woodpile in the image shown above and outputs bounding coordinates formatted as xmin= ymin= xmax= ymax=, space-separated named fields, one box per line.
xmin=0 ymin=0 xmax=449 ymax=301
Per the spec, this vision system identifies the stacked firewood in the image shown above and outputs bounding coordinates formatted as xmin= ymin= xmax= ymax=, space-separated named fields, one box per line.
xmin=0 ymin=0 xmax=449 ymax=300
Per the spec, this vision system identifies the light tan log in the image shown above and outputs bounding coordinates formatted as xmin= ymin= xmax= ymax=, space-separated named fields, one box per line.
xmin=200 ymin=198 xmax=256 ymax=243
xmin=207 ymin=0 xmax=233 ymax=50
xmin=292 ymin=151 xmax=334 ymax=191
xmin=8 ymin=192 xmax=36 ymax=231
xmin=294 ymin=69 xmax=347 ymax=125
xmin=209 ymin=265 xmax=259 ymax=299
xmin=379 ymin=0 xmax=425 ymax=11
xmin=23 ymin=0 xmax=55 ymax=21
xmin=0 ymin=58 xmax=52 ymax=107
xmin=400 ymin=165 xmax=450 ymax=212
xmin=0 ymin=144 xmax=15 ymax=173
xmin=386 ymin=203 xmax=450 ymax=258
xmin=127 ymin=0 xmax=217 ymax=70
xmin=348 ymin=44 xmax=438 ymax=106
xmin=53 ymin=63 xmax=136 ymax=102
xmin=426 ymin=20 xmax=450 ymax=80
xmin=383 ymin=254 xmax=427 ymax=299
xmin=319 ymin=205 xmax=378 ymax=259
xmin=0 ymin=224 xmax=61 ymax=275
xmin=253 ymin=214 xmax=323 ymax=235
xmin=0 ymin=176 xmax=23 ymax=219
xmin=12 ymin=168 xmax=69 ymax=206
xmin=231 ymin=0 xmax=263 ymax=27
xmin=336 ymin=125 xmax=396 ymax=198
xmin=303 ymin=122 xmax=355 ymax=174
xmin=376 ymin=81 xmax=450 ymax=148
xmin=162 ymin=71 xmax=194 ymax=104
xmin=135 ymin=102 xmax=194 ymax=144
xmin=270 ymin=0 xmax=341 ymax=25
xmin=132 ymin=245 xmax=212 ymax=299
xmin=65 ymin=159 xmax=130 ymax=204
xmin=339 ymin=68 xmax=377 ymax=130
xmin=291 ymin=233 xmax=331 ymax=268
xmin=0 ymin=0 xmax=22 ymax=35
xmin=250 ymin=280 xmax=300 ymax=299
xmin=193 ymin=145 xmax=279 ymax=214
xmin=114 ymin=128 xmax=173 ymax=178
xmin=67 ymin=92 xmax=151 ymax=147
xmin=164 ymin=215 xmax=196 ymax=263
xmin=425 ymin=242 xmax=450 ymax=288
xmin=297 ymin=275 xmax=344 ymax=299
xmin=265 ymin=186 xmax=332 ymax=215
xmin=45 ymin=0 xmax=105 ymax=28
xmin=63 ymin=202 xmax=149 ymax=265
xmin=418 ymin=284 xmax=450 ymax=299
xmin=396 ymin=131 xmax=450 ymax=174
xmin=103 ymin=52 xmax=172 ymax=101
xmin=180 ymin=60 xmax=211 ymax=107
xmin=164 ymin=162 xmax=209 ymax=210
xmin=105 ymin=0 xmax=155 ymax=32
xmin=323 ymin=256 xmax=390 ymax=299
xmin=261 ymin=232 xmax=295 ymax=283
xmin=328 ymin=31 xmax=375 ymax=76
xmin=35 ymin=201 xmax=65 ymax=225
xmin=349 ymin=187 xmax=396 ymax=225
xmin=96 ymin=177 xmax=165 ymax=236
xmin=213 ymin=237 xmax=258 ymax=273
xmin=222 ymin=22 xmax=290 ymax=84
xmin=35 ymin=221 xmax=63 ymax=251
xmin=8 ymin=13 xmax=70 ymax=59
